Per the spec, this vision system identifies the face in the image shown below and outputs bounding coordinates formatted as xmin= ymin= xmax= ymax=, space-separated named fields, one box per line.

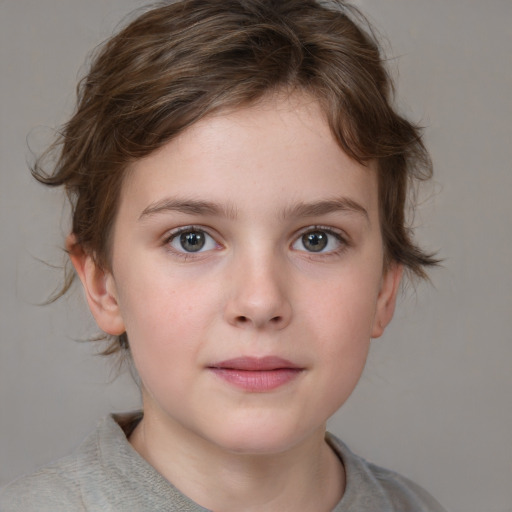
xmin=76 ymin=94 xmax=401 ymax=455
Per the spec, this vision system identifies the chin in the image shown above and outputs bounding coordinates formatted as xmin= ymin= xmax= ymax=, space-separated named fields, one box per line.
xmin=204 ymin=418 xmax=318 ymax=457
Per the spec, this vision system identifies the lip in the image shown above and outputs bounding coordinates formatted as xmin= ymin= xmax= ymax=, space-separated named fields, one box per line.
xmin=208 ymin=356 xmax=304 ymax=392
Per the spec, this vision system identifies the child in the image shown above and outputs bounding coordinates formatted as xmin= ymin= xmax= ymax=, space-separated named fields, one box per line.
xmin=0 ymin=0 xmax=446 ymax=510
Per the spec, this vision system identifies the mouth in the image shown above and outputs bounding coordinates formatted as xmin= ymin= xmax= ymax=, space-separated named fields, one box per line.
xmin=207 ymin=356 xmax=304 ymax=392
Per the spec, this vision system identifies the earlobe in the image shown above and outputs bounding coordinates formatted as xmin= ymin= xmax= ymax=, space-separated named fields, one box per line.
xmin=371 ymin=263 xmax=403 ymax=339
xmin=66 ymin=234 xmax=125 ymax=336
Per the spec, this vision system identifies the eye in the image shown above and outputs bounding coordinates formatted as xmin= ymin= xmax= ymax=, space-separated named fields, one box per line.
xmin=292 ymin=228 xmax=345 ymax=253
xmin=168 ymin=228 xmax=218 ymax=253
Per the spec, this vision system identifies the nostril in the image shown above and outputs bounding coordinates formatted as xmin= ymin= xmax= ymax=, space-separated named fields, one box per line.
xmin=231 ymin=312 xmax=289 ymax=329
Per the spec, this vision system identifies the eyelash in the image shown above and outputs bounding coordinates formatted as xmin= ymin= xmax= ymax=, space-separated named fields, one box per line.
xmin=292 ymin=225 xmax=350 ymax=258
xmin=163 ymin=225 xmax=220 ymax=259
xmin=162 ymin=225 xmax=350 ymax=259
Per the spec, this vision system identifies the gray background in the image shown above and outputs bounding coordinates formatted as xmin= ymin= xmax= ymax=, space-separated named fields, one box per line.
xmin=1 ymin=1 xmax=511 ymax=511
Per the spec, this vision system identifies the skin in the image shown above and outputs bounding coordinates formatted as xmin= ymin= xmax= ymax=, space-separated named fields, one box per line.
xmin=69 ymin=93 xmax=402 ymax=512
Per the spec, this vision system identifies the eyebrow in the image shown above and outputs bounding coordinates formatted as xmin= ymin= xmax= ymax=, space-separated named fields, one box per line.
xmin=280 ymin=197 xmax=369 ymax=222
xmin=138 ymin=196 xmax=369 ymax=223
xmin=139 ymin=198 xmax=237 ymax=221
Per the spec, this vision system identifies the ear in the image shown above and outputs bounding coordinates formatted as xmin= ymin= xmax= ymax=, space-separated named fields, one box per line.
xmin=66 ymin=234 xmax=125 ymax=336
xmin=371 ymin=263 xmax=403 ymax=339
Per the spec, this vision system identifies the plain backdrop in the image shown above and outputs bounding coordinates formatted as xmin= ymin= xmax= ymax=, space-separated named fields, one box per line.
xmin=1 ymin=1 xmax=511 ymax=511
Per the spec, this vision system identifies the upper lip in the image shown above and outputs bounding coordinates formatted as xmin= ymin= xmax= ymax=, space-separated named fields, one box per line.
xmin=209 ymin=356 xmax=302 ymax=371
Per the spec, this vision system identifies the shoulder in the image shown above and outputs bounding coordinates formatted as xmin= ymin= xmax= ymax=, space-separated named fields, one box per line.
xmin=0 ymin=413 xmax=204 ymax=512
xmin=0 ymin=453 xmax=86 ymax=512
xmin=0 ymin=416 xmax=119 ymax=512
xmin=327 ymin=433 xmax=448 ymax=512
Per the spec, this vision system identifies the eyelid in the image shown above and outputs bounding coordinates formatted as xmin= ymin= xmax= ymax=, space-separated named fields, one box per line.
xmin=161 ymin=224 xmax=350 ymax=258
xmin=291 ymin=225 xmax=350 ymax=254
xmin=163 ymin=225 xmax=221 ymax=255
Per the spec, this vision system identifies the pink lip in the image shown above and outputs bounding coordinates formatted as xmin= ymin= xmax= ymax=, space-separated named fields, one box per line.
xmin=208 ymin=357 xmax=304 ymax=392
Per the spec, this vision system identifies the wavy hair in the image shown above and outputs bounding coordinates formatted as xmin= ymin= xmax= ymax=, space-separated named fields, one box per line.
xmin=34 ymin=0 xmax=438 ymax=355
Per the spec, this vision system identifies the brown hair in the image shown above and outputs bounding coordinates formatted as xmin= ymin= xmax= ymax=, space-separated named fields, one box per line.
xmin=34 ymin=0 xmax=438 ymax=354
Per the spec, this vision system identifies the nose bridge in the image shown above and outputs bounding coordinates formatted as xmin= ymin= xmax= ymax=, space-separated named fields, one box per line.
xmin=225 ymin=244 xmax=292 ymax=330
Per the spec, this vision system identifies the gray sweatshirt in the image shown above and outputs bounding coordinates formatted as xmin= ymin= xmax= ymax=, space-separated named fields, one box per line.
xmin=0 ymin=414 xmax=447 ymax=511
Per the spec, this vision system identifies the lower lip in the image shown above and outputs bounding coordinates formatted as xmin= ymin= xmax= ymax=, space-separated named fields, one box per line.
xmin=209 ymin=368 xmax=303 ymax=392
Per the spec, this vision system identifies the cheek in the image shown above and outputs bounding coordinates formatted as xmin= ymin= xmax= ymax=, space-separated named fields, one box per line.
xmin=117 ymin=263 xmax=215 ymax=332
xmin=115 ymin=271 xmax=220 ymax=371
xmin=299 ymin=273 xmax=379 ymax=402
xmin=306 ymin=275 xmax=379 ymax=342
xmin=315 ymin=293 xmax=373 ymax=379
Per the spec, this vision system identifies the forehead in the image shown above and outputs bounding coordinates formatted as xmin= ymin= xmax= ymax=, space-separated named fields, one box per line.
xmin=119 ymin=93 xmax=379 ymax=223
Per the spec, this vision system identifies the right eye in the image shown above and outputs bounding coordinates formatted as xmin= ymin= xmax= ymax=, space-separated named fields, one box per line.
xmin=167 ymin=228 xmax=218 ymax=253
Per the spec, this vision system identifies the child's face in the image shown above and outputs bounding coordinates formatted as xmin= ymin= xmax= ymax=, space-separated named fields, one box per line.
xmin=81 ymin=94 xmax=401 ymax=454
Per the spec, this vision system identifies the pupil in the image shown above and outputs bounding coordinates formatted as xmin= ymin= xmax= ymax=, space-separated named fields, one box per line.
xmin=180 ymin=231 xmax=205 ymax=252
xmin=303 ymin=231 xmax=327 ymax=252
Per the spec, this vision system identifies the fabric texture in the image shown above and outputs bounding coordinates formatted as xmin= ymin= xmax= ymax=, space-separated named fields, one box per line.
xmin=0 ymin=414 xmax=447 ymax=511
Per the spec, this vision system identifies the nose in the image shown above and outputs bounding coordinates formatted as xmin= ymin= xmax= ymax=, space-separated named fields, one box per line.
xmin=224 ymin=252 xmax=292 ymax=331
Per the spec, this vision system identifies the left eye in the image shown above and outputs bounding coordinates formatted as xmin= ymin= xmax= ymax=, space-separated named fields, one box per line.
xmin=292 ymin=229 xmax=343 ymax=253
xmin=168 ymin=228 xmax=218 ymax=253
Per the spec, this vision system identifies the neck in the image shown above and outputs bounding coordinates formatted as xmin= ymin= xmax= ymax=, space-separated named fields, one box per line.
xmin=129 ymin=405 xmax=344 ymax=512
